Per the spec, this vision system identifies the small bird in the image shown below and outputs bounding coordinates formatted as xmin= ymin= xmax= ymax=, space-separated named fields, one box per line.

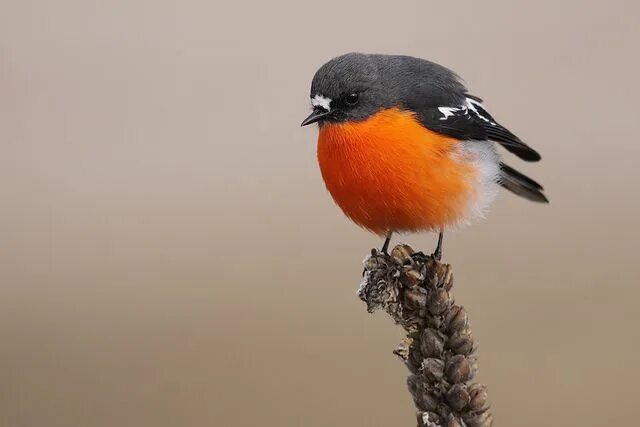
xmin=301 ymin=53 xmax=547 ymax=259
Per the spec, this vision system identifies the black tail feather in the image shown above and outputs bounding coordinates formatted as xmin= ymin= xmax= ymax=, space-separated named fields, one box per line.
xmin=499 ymin=163 xmax=548 ymax=203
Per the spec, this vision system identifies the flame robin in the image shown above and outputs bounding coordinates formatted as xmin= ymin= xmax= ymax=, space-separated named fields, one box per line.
xmin=301 ymin=53 xmax=547 ymax=259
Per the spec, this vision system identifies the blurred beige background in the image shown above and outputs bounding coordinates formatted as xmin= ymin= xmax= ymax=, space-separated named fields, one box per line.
xmin=1 ymin=1 xmax=639 ymax=426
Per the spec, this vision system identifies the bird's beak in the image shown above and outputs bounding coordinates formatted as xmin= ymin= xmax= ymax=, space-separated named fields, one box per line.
xmin=301 ymin=107 xmax=331 ymax=126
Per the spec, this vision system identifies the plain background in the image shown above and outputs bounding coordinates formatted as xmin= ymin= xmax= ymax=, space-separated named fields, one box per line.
xmin=2 ymin=1 xmax=639 ymax=426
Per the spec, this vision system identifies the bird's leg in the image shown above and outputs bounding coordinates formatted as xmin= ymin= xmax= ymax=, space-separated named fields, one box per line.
xmin=381 ymin=231 xmax=393 ymax=254
xmin=432 ymin=229 xmax=444 ymax=261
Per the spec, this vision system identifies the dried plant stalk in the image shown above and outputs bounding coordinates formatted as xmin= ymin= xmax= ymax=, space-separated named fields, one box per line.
xmin=358 ymin=244 xmax=493 ymax=427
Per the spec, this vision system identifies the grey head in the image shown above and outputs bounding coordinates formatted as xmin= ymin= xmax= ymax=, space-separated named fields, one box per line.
xmin=301 ymin=52 xmax=468 ymax=126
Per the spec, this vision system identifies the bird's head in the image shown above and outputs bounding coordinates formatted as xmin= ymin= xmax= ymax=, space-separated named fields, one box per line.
xmin=301 ymin=53 xmax=388 ymax=126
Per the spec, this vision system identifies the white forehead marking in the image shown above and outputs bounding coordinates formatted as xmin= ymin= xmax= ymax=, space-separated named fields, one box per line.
xmin=311 ymin=94 xmax=332 ymax=111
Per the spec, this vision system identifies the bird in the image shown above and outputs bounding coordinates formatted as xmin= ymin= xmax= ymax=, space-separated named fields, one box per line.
xmin=301 ymin=53 xmax=547 ymax=259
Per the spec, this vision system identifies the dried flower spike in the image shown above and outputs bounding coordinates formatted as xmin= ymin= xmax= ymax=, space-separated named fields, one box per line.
xmin=359 ymin=244 xmax=492 ymax=426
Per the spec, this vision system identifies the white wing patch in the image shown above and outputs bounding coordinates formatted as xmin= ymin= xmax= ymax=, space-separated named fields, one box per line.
xmin=465 ymin=98 xmax=496 ymax=125
xmin=437 ymin=106 xmax=463 ymax=120
xmin=438 ymin=97 xmax=498 ymax=126
xmin=311 ymin=94 xmax=332 ymax=112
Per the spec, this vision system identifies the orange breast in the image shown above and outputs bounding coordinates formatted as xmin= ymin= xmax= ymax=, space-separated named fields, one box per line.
xmin=317 ymin=108 xmax=475 ymax=235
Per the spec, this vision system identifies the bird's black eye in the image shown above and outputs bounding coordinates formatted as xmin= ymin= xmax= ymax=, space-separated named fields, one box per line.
xmin=344 ymin=93 xmax=359 ymax=106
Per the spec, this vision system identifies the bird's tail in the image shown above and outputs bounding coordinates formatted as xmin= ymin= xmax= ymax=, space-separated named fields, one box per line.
xmin=498 ymin=163 xmax=549 ymax=203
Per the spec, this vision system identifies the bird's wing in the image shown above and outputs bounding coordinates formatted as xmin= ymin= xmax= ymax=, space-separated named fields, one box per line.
xmin=414 ymin=95 xmax=541 ymax=162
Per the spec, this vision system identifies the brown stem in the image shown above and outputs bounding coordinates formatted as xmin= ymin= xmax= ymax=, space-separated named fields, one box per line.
xmin=358 ymin=244 xmax=493 ymax=427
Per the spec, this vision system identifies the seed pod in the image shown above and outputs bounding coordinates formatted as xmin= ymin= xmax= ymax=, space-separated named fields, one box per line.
xmin=468 ymin=383 xmax=490 ymax=413
xmin=401 ymin=268 xmax=423 ymax=288
xmin=445 ymin=355 xmax=472 ymax=384
xmin=420 ymin=328 xmax=445 ymax=357
xmin=422 ymin=358 xmax=445 ymax=382
xmin=417 ymin=390 xmax=440 ymax=412
xmin=436 ymin=403 xmax=454 ymax=421
xmin=448 ymin=330 xmax=474 ymax=355
xmin=445 ymin=305 xmax=468 ymax=333
xmin=443 ymin=414 xmax=465 ymax=427
xmin=404 ymin=289 xmax=427 ymax=310
xmin=407 ymin=374 xmax=420 ymax=394
xmin=446 ymin=384 xmax=470 ymax=412
xmin=409 ymin=376 xmax=440 ymax=412
xmin=464 ymin=410 xmax=493 ymax=427
xmin=364 ymin=254 xmax=386 ymax=271
xmin=390 ymin=244 xmax=414 ymax=265
xmin=427 ymin=289 xmax=450 ymax=315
